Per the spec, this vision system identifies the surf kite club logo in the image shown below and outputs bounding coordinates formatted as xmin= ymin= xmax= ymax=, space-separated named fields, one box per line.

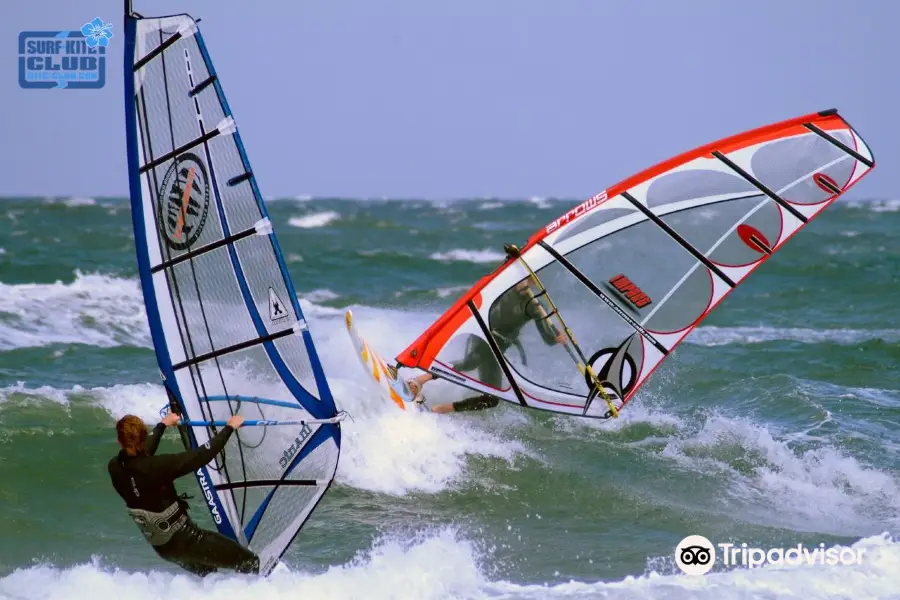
xmin=18 ymin=17 xmax=112 ymax=89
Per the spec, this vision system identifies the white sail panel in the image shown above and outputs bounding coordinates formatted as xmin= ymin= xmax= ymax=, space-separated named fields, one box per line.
xmin=124 ymin=7 xmax=341 ymax=575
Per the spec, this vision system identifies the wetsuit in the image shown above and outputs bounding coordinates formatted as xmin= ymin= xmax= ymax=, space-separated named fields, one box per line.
xmin=449 ymin=287 xmax=559 ymax=412
xmin=108 ymin=423 xmax=260 ymax=577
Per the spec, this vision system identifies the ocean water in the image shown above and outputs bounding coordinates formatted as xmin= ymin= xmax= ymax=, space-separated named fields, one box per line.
xmin=0 ymin=194 xmax=898 ymax=600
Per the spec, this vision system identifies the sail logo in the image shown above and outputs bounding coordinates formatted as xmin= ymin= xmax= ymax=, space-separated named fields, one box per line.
xmin=18 ymin=18 xmax=111 ymax=90
xmin=196 ymin=469 xmax=222 ymax=524
xmin=545 ymin=191 xmax=607 ymax=235
xmin=279 ymin=423 xmax=314 ymax=469
xmin=608 ymin=274 xmax=652 ymax=308
xmin=268 ymin=287 xmax=289 ymax=322
xmin=157 ymin=153 xmax=211 ymax=250
xmin=584 ymin=338 xmax=637 ymax=418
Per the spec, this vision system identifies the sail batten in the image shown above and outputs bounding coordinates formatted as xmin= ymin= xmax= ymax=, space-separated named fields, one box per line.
xmin=397 ymin=110 xmax=875 ymax=419
xmin=124 ymin=6 xmax=341 ymax=575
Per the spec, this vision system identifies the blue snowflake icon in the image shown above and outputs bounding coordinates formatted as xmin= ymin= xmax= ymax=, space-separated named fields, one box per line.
xmin=81 ymin=17 xmax=113 ymax=48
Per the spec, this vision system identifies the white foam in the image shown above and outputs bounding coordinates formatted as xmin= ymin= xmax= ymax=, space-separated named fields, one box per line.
xmin=844 ymin=197 xmax=900 ymax=212
xmin=0 ymin=270 xmax=151 ymax=350
xmin=687 ymin=325 xmax=900 ymax=346
xmin=477 ymin=201 xmax=504 ymax=210
xmin=0 ymin=382 xmax=166 ymax=422
xmin=0 ymin=272 xmax=348 ymax=351
xmin=527 ymin=195 xmax=551 ymax=209
xmin=301 ymin=289 xmax=340 ymax=303
xmin=428 ymin=249 xmax=506 ymax=264
xmin=44 ymin=196 xmax=98 ymax=207
xmin=334 ymin=404 xmax=525 ymax=495
xmin=312 ymin=305 xmax=528 ymax=495
xmin=2 ymin=530 xmax=899 ymax=600
xmin=287 ymin=211 xmax=340 ymax=229
xmin=435 ymin=285 xmax=468 ymax=299
xmin=662 ymin=413 xmax=900 ymax=536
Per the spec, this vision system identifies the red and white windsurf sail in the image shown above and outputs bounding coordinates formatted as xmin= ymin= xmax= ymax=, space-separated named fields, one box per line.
xmin=396 ymin=109 xmax=875 ymax=419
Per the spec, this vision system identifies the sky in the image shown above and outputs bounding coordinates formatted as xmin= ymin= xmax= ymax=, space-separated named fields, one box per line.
xmin=2 ymin=0 xmax=897 ymax=199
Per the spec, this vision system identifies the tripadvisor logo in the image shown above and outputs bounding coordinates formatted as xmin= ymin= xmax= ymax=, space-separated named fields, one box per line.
xmin=157 ymin=153 xmax=211 ymax=250
xmin=675 ymin=534 xmax=866 ymax=575
xmin=676 ymin=535 xmax=716 ymax=575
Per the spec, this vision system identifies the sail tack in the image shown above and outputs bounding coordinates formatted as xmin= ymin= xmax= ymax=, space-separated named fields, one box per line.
xmin=124 ymin=8 xmax=341 ymax=575
xmin=397 ymin=110 xmax=875 ymax=419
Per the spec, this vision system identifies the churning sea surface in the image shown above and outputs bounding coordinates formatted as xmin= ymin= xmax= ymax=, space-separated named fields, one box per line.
xmin=0 ymin=194 xmax=898 ymax=600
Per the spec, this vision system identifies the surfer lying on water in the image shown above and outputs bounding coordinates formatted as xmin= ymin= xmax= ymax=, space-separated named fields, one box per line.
xmin=108 ymin=410 xmax=259 ymax=576
xmin=407 ymin=278 xmax=567 ymax=413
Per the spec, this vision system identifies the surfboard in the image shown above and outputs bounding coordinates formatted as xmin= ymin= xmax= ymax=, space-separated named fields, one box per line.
xmin=345 ymin=309 xmax=423 ymax=411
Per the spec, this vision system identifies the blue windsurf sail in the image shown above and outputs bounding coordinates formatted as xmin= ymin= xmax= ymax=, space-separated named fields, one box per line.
xmin=123 ymin=1 xmax=342 ymax=576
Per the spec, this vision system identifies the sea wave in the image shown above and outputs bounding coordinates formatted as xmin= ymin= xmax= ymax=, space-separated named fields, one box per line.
xmin=428 ymin=249 xmax=506 ymax=264
xmin=288 ymin=211 xmax=341 ymax=228
xmin=1 ymin=529 xmax=897 ymax=600
xmin=687 ymin=326 xmax=900 ymax=346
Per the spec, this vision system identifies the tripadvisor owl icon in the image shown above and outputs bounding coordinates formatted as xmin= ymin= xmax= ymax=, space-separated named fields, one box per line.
xmin=157 ymin=153 xmax=211 ymax=250
xmin=675 ymin=535 xmax=716 ymax=575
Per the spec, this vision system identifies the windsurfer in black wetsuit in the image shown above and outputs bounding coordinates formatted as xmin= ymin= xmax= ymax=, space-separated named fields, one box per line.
xmin=108 ymin=410 xmax=260 ymax=576
xmin=407 ymin=279 xmax=567 ymax=413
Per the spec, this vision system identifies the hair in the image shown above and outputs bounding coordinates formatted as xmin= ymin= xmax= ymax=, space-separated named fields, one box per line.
xmin=116 ymin=414 xmax=148 ymax=456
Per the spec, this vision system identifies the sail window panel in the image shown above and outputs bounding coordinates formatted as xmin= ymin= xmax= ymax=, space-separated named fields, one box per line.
xmin=166 ymin=245 xmax=259 ymax=358
xmin=231 ymin=235 xmax=322 ymax=400
xmin=188 ymin=344 xmax=321 ymax=479
xmin=488 ymin=263 xmax=645 ymax=396
xmin=250 ymin=466 xmax=333 ymax=556
xmin=561 ymin=219 xmax=712 ymax=335
xmin=555 ymin=207 xmax=635 ymax=245
xmin=659 ymin=195 xmax=781 ymax=268
xmin=434 ymin=332 xmax=512 ymax=392
xmin=749 ymin=131 xmax=856 ymax=205
xmin=214 ymin=139 xmax=266 ymax=233
xmin=271 ymin=335 xmax=322 ymax=402
xmin=646 ymin=169 xmax=757 ymax=209
xmin=140 ymin=41 xmax=213 ymax=161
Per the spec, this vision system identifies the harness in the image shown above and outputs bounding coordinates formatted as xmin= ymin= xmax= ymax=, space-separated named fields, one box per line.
xmin=117 ymin=452 xmax=192 ymax=546
xmin=127 ymin=499 xmax=189 ymax=546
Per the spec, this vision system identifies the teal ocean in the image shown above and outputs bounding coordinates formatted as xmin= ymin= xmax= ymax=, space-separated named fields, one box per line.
xmin=0 ymin=195 xmax=898 ymax=600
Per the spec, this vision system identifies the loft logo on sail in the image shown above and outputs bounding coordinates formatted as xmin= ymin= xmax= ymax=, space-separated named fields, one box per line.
xmin=608 ymin=274 xmax=652 ymax=308
xmin=157 ymin=153 xmax=211 ymax=250
xmin=279 ymin=423 xmax=314 ymax=469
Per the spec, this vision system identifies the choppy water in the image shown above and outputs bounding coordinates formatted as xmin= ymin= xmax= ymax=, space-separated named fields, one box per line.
xmin=1 ymin=195 xmax=898 ymax=600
